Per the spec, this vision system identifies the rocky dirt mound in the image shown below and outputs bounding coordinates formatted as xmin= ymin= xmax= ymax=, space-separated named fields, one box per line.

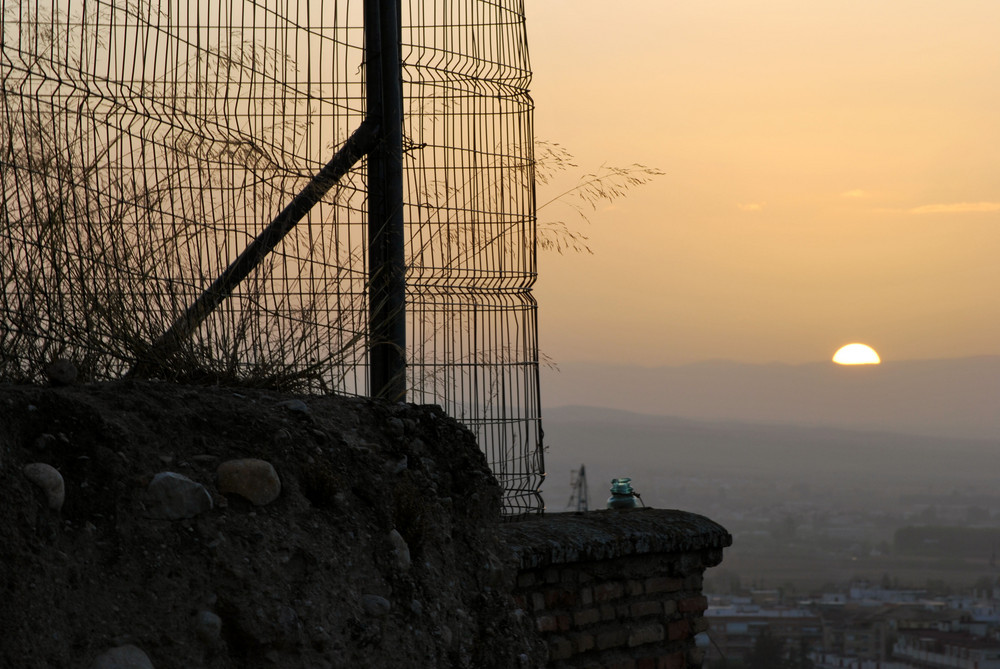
xmin=0 ymin=380 xmax=542 ymax=668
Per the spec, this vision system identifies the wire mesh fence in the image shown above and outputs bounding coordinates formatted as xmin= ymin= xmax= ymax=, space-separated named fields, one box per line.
xmin=0 ymin=0 xmax=544 ymax=515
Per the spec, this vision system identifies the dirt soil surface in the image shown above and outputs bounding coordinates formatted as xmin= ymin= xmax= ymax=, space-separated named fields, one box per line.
xmin=0 ymin=380 xmax=543 ymax=668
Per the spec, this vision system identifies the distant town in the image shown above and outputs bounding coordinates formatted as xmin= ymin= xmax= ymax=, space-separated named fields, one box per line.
xmin=542 ymin=401 xmax=1000 ymax=669
xmin=705 ymin=580 xmax=1000 ymax=668
xmin=698 ymin=474 xmax=1000 ymax=668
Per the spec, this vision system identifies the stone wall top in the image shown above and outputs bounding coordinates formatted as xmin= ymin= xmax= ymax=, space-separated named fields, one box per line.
xmin=501 ymin=508 xmax=732 ymax=569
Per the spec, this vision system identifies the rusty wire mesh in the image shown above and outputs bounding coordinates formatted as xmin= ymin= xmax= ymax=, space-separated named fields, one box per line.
xmin=0 ymin=0 xmax=544 ymax=515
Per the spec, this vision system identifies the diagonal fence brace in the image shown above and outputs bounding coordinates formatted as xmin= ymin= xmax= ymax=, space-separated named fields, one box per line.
xmin=131 ymin=118 xmax=380 ymax=377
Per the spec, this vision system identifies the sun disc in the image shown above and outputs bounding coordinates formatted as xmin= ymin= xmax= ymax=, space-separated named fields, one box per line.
xmin=833 ymin=343 xmax=881 ymax=365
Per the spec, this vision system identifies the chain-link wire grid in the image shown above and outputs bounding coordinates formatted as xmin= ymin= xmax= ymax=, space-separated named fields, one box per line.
xmin=0 ymin=0 xmax=544 ymax=515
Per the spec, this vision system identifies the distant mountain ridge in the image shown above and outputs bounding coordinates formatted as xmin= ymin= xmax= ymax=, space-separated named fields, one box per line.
xmin=540 ymin=404 xmax=1000 ymax=506
xmin=540 ymin=356 xmax=1000 ymax=440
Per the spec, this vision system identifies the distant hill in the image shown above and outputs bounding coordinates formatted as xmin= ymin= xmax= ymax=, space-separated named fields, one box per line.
xmin=540 ymin=356 xmax=1000 ymax=440
xmin=540 ymin=405 xmax=1000 ymax=508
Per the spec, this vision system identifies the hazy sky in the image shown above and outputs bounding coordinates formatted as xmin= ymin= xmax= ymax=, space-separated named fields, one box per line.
xmin=526 ymin=0 xmax=1000 ymax=366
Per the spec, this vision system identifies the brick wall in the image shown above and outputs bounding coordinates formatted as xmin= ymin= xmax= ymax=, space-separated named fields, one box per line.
xmin=501 ymin=509 xmax=731 ymax=669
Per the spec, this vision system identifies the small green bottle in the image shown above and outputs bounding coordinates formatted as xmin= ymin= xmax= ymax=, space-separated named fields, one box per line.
xmin=606 ymin=477 xmax=638 ymax=509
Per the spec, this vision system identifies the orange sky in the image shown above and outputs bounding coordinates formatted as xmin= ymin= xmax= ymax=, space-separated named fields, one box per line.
xmin=526 ymin=0 xmax=1000 ymax=365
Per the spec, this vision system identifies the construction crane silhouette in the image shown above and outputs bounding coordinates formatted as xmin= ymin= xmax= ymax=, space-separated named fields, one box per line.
xmin=566 ymin=464 xmax=590 ymax=513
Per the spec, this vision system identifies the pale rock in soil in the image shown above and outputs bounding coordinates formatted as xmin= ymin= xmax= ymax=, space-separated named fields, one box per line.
xmin=195 ymin=610 xmax=222 ymax=643
xmin=389 ymin=528 xmax=412 ymax=571
xmin=23 ymin=462 xmax=65 ymax=511
xmin=33 ymin=433 xmax=58 ymax=449
xmin=386 ymin=417 xmax=405 ymax=440
xmin=361 ymin=594 xmax=391 ymax=617
xmin=276 ymin=398 xmax=310 ymax=414
xmin=146 ymin=472 xmax=213 ymax=519
xmin=217 ymin=458 xmax=281 ymax=506
xmin=276 ymin=605 xmax=300 ymax=635
xmin=385 ymin=455 xmax=408 ymax=474
xmin=90 ymin=644 xmax=155 ymax=669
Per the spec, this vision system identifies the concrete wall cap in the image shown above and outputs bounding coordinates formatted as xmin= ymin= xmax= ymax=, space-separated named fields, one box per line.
xmin=500 ymin=508 xmax=732 ymax=569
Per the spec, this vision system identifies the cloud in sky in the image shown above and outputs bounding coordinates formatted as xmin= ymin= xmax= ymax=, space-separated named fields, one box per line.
xmin=841 ymin=189 xmax=866 ymax=198
xmin=907 ymin=202 xmax=1000 ymax=214
xmin=737 ymin=202 xmax=765 ymax=212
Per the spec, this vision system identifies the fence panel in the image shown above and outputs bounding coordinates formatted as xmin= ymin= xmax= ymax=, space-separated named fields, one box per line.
xmin=0 ymin=0 xmax=543 ymax=514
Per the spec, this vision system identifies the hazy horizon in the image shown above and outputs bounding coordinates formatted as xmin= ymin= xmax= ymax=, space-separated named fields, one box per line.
xmin=539 ymin=355 xmax=1000 ymax=441
xmin=547 ymin=352 xmax=1000 ymax=368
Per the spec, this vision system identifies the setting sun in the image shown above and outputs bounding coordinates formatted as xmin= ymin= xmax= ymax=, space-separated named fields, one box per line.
xmin=832 ymin=343 xmax=881 ymax=365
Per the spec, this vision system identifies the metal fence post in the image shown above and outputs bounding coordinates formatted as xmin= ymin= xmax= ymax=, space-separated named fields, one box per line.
xmin=365 ymin=0 xmax=407 ymax=402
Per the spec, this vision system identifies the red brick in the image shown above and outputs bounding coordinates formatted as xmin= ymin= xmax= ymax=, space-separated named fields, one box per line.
xmin=572 ymin=632 xmax=595 ymax=653
xmin=631 ymin=600 xmax=662 ymax=618
xmin=609 ymin=661 xmax=636 ymax=669
xmin=574 ymin=608 xmax=601 ymax=626
xmin=645 ymin=577 xmax=684 ymax=594
xmin=536 ymin=615 xmax=558 ymax=633
xmin=548 ymin=635 xmax=573 ymax=661
xmin=545 ymin=587 xmax=576 ymax=609
xmin=668 ymin=619 xmax=691 ymax=641
xmin=513 ymin=594 xmax=527 ymax=610
xmin=659 ymin=652 xmax=686 ymax=669
xmin=627 ymin=579 xmax=645 ymax=596
xmin=629 ymin=623 xmax=665 ymax=647
xmin=638 ymin=659 xmax=657 ymax=669
xmin=595 ymin=581 xmax=624 ymax=602
xmin=678 ymin=595 xmax=708 ymax=614
xmin=596 ymin=628 xmax=629 ymax=650
xmin=557 ymin=614 xmax=571 ymax=632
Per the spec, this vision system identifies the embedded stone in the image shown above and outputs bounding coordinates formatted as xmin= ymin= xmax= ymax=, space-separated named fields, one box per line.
xmin=276 ymin=605 xmax=300 ymax=635
xmin=388 ymin=529 xmax=411 ymax=571
xmin=386 ymin=417 xmax=405 ymax=439
xmin=23 ymin=462 xmax=65 ymax=511
xmin=361 ymin=594 xmax=391 ymax=617
xmin=484 ymin=550 xmax=506 ymax=587
xmin=196 ymin=610 xmax=222 ymax=643
xmin=217 ymin=458 xmax=281 ymax=506
xmin=384 ymin=456 xmax=408 ymax=474
xmin=90 ymin=644 xmax=155 ymax=669
xmin=147 ymin=472 xmax=213 ymax=519
xmin=277 ymin=399 xmax=310 ymax=414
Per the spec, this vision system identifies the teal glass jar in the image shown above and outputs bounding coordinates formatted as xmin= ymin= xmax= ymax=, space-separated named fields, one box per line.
xmin=606 ymin=477 xmax=638 ymax=509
